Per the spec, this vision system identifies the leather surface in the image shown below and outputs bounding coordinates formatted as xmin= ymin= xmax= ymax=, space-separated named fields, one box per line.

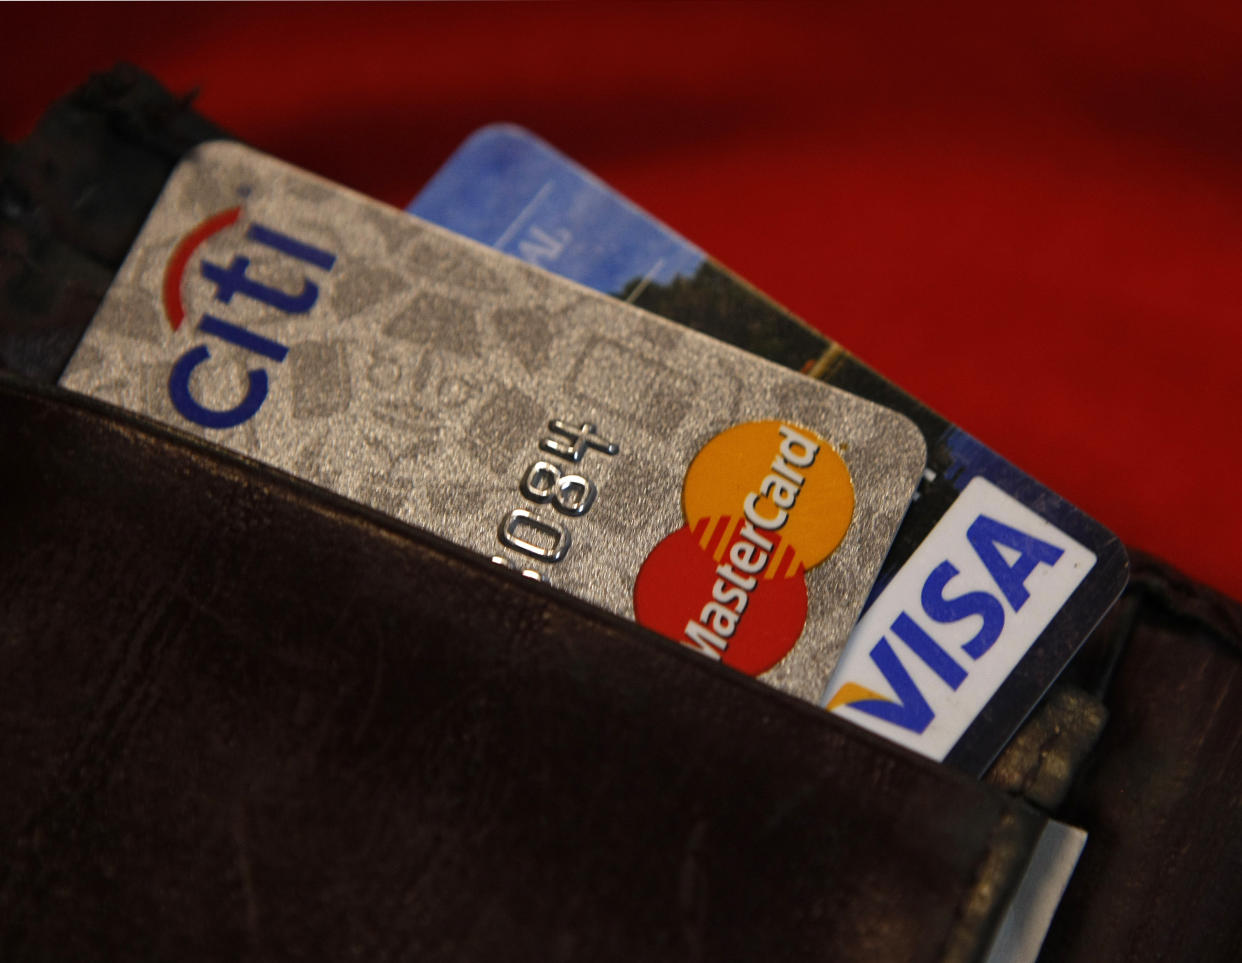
xmin=0 ymin=65 xmax=224 ymax=382
xmin=0 ymin=378 xmax=1042 ymax=962
xmin=1038 ymin=552 xmax=1242 ymax=961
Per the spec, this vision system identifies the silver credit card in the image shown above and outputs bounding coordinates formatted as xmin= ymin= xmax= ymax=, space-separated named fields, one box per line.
xmin=59 ymin=142 xmax=925 ymax=702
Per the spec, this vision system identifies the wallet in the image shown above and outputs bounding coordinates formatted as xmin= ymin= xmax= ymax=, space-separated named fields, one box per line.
xmin=2 ymin=66 xmax=1239 ymax=962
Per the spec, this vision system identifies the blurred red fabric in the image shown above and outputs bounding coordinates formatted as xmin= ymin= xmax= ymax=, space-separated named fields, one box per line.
xmin=4 ymin=2 xmax=1239 ymax=599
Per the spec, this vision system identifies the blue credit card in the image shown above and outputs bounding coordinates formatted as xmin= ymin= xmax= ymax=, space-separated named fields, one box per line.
xmin=410 ymin=125 xmax=1128 ymax=774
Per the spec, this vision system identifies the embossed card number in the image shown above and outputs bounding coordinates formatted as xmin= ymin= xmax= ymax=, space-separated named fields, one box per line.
xmin=494 ymin=419 xmax=619 ymax=578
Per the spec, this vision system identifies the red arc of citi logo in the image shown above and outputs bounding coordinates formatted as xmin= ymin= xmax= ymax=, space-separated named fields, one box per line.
xmin=634 ymin=420 xmax=854 ymax=675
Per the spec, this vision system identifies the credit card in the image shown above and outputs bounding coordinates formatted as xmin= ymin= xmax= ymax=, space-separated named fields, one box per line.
xmin=409 ymin=126 xmax=1129 ymax=773
xmin=58 ymin=141 xmax=926 ymax=705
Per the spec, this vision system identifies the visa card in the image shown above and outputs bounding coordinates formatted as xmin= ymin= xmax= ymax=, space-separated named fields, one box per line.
xmin=58 ymin=141 xmax=926 ymax=706
xmin=409 ymin=126 xmax=1129 ymax=773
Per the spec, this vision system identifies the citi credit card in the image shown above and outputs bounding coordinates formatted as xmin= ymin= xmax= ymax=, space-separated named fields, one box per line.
xmin=408 ymin=126 xmax=1129 ymax=773
xmin=58 ymin=141 xmax=927 ymax=707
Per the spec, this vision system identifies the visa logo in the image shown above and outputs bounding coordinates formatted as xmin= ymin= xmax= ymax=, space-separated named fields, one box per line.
xmin=162 ymin=206 xmax=338 ymax=429
xmin=823 ymin=476 xmax=1096 ymax=761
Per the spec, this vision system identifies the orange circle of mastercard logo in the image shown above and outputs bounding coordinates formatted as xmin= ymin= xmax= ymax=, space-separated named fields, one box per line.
xmin=634 ymin=420 xmax=854 ymax=675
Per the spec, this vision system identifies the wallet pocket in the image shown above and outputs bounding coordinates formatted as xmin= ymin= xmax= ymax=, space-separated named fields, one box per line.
xmin=0 ymin=377 xmax=1044 ymax=962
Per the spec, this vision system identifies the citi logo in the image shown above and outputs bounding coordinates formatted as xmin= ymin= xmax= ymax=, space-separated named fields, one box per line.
xmin=161 ymin=206 xmax=337 ymax=428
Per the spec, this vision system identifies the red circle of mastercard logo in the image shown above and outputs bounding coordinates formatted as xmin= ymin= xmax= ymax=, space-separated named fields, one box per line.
xmin=634 ymin=420 xmax=854 ymax=675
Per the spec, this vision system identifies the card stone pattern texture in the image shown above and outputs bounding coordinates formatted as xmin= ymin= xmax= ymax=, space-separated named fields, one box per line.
xmin=59 ymin=142 xmax=925 ymax=703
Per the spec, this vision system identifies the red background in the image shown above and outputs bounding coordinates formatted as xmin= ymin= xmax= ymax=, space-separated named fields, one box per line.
xmin=4 ymin=2 xmax=1240 ymax=599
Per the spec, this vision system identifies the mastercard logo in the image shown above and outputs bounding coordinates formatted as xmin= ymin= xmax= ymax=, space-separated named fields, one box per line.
xmin=634 ymin=420 xmax=854 ymax=675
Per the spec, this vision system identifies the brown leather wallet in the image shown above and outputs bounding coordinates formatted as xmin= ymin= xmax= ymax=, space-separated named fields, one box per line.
xmin=0 ymin=376 xmax=1042 ymax=961
xmin=3 ymin=66 xmax=1241 ymax=962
